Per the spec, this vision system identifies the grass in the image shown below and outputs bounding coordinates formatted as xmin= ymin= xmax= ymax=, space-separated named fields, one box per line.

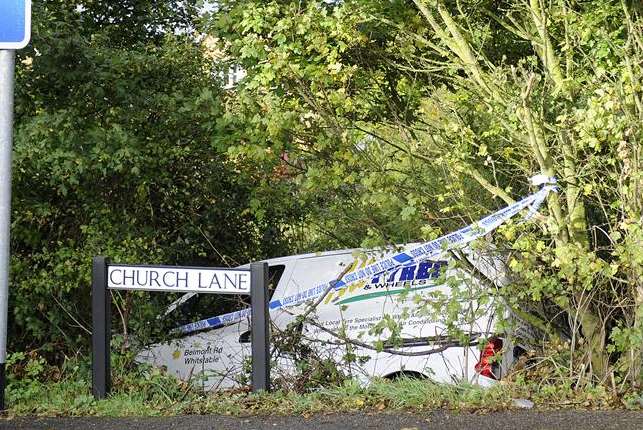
xmin=5 ymin=371 xmax=641 ymax=417
xmin=3 ymin=352 xmax=641 ymax=417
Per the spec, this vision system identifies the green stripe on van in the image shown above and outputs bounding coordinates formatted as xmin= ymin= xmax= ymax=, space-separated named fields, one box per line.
xmin=336 ymin=284 xmax=437 ymax=305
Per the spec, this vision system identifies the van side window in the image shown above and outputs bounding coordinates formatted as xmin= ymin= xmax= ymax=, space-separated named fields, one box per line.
xmin=267 ymin=264 xmax=285 ymax=299
xmin=287 ymin=255 xmax=355 ymax=297
xmin=168 ymin=264 xmax=286 ymax=329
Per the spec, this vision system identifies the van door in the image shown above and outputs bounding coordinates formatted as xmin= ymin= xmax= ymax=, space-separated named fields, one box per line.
xmin=281 ymin=251 xmax=375 ymax=375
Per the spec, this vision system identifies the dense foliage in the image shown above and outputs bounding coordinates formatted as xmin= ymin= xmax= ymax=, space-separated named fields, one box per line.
xmin=9 ymin=1 xmax=297 ymax=357
xmin=207 ymin=0 xmax=643 ymax=388
xmin=6 ymin=0 xmax=642 ymax=396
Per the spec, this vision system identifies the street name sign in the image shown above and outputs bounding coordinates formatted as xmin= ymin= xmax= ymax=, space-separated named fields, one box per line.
xmin=91 ymin=257 xmax=270 ymax=400
xmin=0 ymin=0 xmax=31 ymax=49
xmin=107 ymin=265 xmax=251 ymax=294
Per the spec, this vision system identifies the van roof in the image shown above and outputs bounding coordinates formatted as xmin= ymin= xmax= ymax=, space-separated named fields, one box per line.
xmin=240 ymin=248 xmax=355 ymax=267
xmin=238 ymin=244 xmax=420 ymax=268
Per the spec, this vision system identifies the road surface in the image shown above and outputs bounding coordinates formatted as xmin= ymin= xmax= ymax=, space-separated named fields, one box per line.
xmin=2 ymin=410 xmax=643 ymax=430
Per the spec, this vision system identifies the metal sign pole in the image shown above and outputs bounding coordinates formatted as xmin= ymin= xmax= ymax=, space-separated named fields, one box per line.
xmin=0 ymin=49 xmax=16 ymax=411
xmin=250 ymin=262 xmax=270 ymax=392
xmin=92 ymin=256 xmax=111 ymax=399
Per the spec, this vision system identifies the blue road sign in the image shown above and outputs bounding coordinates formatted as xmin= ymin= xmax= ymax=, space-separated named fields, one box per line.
xmin=0 ymin=0 xmax=31 ymax=50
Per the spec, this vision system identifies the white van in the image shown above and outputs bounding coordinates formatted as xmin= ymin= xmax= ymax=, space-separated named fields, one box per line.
xmin=137 ymin=244 xmax=523 ymax=390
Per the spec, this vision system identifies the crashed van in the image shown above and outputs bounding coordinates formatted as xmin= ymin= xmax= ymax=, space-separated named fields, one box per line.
xmin=137 ymin=243 xmax=526 ymax=390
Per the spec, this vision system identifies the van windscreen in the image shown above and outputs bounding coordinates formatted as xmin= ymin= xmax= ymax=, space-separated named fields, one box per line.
xmin=167 ymin=264 xmax=285 ymax=330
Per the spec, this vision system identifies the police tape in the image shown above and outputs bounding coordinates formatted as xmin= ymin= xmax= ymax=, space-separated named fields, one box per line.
xmin=178 ymin=183 xmax=557 ymax=335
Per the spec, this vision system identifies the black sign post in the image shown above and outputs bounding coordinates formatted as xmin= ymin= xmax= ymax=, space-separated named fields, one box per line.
xmin=250 ymin=262 xmax=269 ymax=391
xmin=91 ymin=257 xmax=111 ymax=399
xmin=91 ymin=257 xmax=270 ymax=399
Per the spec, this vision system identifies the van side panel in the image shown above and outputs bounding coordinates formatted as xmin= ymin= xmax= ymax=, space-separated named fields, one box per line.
xmin=138 ymin=245 xmax=504 ymax=389
xmin=282 ymin=247 xmax=497 ymax=384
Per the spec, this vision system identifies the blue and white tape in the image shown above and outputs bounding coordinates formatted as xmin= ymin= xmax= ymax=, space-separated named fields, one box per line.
xmin=178 ymin=183 xmax=557 ymax=335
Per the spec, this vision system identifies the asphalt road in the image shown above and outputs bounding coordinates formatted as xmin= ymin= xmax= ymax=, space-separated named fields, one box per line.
xmin=2 ymin=411 xmax=643 ymax=430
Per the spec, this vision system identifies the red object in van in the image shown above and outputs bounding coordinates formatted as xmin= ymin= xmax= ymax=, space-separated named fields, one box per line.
xmin=475 ymin=338 xmax=503 ymax=379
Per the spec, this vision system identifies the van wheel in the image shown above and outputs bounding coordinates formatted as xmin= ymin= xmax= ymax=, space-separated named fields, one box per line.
xmin=384 ymin=371 xmax=426 ymax=380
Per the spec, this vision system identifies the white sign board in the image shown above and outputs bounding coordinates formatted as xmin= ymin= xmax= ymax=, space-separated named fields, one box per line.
xmin=107 ymin=265 xmax=251 ymax=294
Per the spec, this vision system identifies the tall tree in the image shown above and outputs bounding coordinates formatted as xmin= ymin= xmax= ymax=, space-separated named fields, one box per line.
xmin=209 ymin=0 xmax=642 ymax=385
